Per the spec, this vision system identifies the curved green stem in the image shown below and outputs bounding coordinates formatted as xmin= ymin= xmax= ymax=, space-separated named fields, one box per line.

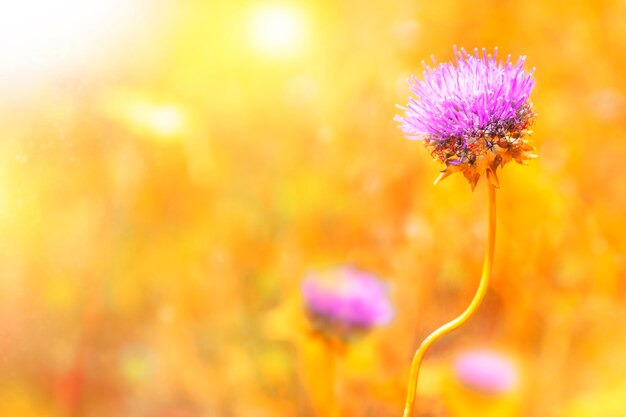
xmin=402 ymin=183 xmax=497 ymax=417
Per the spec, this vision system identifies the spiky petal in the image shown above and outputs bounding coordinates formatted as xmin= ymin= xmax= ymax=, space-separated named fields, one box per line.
xmin=396 ymin=47 xmax=537 ymax=188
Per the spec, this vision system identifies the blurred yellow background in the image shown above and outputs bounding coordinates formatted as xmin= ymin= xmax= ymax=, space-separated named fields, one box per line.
xmin=1 ymin=0 xmax=625 ymax=416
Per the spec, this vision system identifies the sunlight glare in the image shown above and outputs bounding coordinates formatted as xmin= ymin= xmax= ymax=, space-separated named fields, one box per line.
xmin=249 ymin=5 xmax=305 ymax=56
xmin=0 ymin=0 xmax=131 ymax=76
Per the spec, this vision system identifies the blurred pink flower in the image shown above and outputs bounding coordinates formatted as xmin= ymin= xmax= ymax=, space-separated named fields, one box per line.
xmin=454 ymin=350 xmax=518 ymax=394
xmin=301 ymin=266 xmax=394 ymax=336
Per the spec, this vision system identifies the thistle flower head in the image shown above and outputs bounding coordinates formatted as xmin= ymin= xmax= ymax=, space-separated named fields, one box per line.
xmin=301 ymin=266 xmax=394 ymax=339
xmin=454 ymin=350 xmax=518 ymax=395
xmin=396 ymin=47 xmax=537 ymax=189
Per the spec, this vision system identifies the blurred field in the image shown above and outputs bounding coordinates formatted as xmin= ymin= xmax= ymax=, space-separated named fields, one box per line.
xmin=1 ymin=0 xmax=626 ymax=416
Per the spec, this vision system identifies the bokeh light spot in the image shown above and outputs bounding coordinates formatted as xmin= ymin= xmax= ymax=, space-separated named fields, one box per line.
xmin=143 ymin=105 xmax=186 ymax=138
xmin=103 ymin=93 xmax=188 ymax=142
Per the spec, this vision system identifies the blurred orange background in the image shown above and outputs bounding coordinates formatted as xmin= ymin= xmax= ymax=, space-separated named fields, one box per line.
xmin=1 ymin=0 xmax=625 ymax=416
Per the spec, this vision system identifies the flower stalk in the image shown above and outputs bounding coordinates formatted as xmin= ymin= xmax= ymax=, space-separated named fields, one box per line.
xmin=402 ymin=183 xmax=497 ymax=417
xmin=323 ymin=336 xmax=341 ymax=417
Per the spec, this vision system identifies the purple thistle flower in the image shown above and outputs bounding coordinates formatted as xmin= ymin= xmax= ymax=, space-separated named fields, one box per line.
xmin=396 ymin=47 xmax=537 ymax=189
xmin=454 ymin=350 xmax=519 ymax=395
xmin=301 ymin=266 xmax=394 ymax=338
